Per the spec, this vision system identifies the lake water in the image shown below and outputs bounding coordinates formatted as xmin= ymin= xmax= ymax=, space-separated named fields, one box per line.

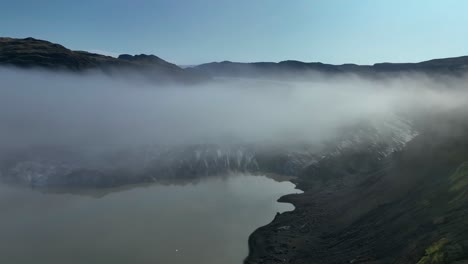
xmin=0 ymin=174 xmax=299 ymax=264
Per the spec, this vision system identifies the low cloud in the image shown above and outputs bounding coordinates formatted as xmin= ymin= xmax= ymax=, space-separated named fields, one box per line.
xmin=0 ymin=67 xmax=467 ymax=153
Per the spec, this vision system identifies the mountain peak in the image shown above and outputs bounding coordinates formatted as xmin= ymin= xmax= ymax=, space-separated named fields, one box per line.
xmin=118 ymin=54 xmax=179 ymax=69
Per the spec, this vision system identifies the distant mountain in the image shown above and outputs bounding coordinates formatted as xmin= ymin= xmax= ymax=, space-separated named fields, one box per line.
xmin=0 ymin=37 xmax=207 ymax=83
xmin=3 ymin=37 xmax=468 ymax=82
xmin=192 ymin=56 xmax=468 ymax=79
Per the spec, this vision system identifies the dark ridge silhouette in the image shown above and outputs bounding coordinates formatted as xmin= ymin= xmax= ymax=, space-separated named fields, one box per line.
xmin=0 ymin=37 xmax=207 ymax=83
xmin=192 ymin=56 xmax=468 ymax=79
xmin=2 ymin=36 xmax=468 ymax=83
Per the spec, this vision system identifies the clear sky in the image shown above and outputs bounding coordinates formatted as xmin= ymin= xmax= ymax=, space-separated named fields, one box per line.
xmin=2 ymin=0 xmax=468 ymax=65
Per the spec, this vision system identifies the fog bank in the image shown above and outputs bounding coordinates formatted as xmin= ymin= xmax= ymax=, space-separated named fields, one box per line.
xmin=1 ymin=67 xmax=467 ymax=152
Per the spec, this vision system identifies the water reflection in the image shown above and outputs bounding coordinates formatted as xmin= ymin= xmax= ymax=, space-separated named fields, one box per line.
xmin=0 ymin=174 xmax=300 ymax=264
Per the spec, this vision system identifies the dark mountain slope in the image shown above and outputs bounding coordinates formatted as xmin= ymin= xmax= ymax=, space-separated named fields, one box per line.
xmin=0 ymin=37 xmax=207 ymax=83
xmin=245 ymin=113 xmax=468 ymax=264
xmin=0 ymin=37 xmax=122 ymax=70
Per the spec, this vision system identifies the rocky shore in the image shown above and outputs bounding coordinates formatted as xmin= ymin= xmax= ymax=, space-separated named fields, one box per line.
xmin=245 ymin=117 xmax=468 ymax=264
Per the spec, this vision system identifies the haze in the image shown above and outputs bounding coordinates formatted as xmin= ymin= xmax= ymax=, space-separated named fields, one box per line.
xmin=1 ymin=67 xmax=467 ymax=154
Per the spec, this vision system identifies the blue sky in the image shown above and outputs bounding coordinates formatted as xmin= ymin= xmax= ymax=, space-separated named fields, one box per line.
xmin=2 ymin=0 xmax=468 ymax=65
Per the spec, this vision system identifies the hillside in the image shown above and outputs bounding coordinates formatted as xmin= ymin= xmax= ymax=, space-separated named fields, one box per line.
xmin=245 ymin=112 xmax=468 ymax=264
xmin=0 ymin=37 xmax=207 ymax=83
xmin=192 ymin=57 xmax=468 ymax=79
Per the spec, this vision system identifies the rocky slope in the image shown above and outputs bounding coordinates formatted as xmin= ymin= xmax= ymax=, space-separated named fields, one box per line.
xmin=245 ymin=112 xmax=468 ymax=264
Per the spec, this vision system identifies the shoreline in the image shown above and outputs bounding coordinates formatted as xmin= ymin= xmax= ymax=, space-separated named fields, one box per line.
xmin=244 ymin=128 xmax=468 ymax=264
xmin=244 ymin=179 xmax=311 ymax=264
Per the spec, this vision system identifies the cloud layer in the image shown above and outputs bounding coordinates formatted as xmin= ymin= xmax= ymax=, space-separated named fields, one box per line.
xmin=1 ymin=67 xmax=467 ymax=153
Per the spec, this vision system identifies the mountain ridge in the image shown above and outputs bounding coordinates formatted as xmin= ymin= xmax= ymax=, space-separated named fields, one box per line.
xmin=192 ymin=55 xmax=468 ymax=78
xmin=0 ymin=37 xmax=207 ymax=83
xmin=2 ymin=37 xmax=468 ymax=82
